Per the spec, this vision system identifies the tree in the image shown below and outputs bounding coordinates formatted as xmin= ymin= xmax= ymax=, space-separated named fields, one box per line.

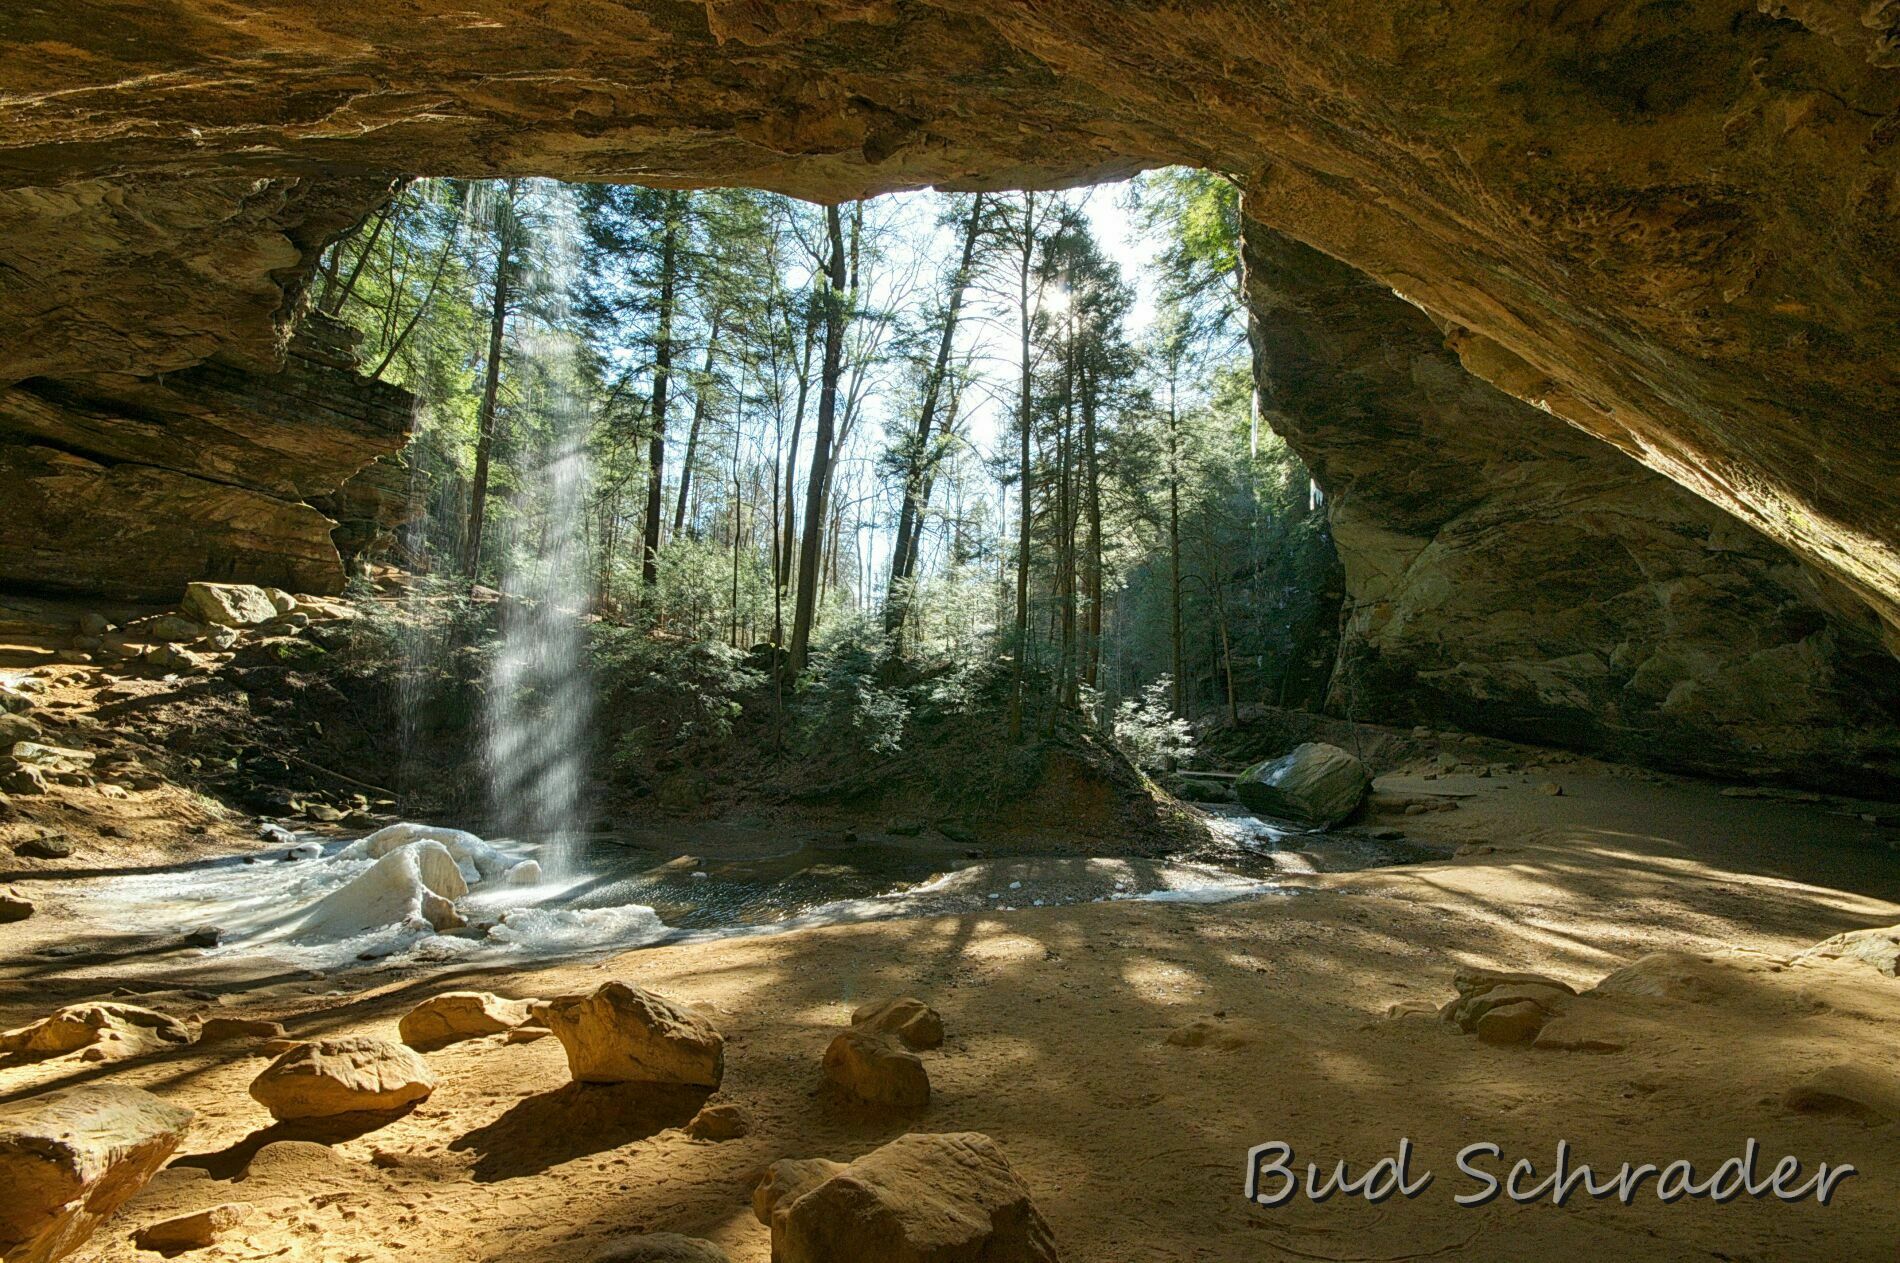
xmin=788 ymin=202 xmax=851 ymax=677
xmin=463 ymin=178 xmax=529 ymax=580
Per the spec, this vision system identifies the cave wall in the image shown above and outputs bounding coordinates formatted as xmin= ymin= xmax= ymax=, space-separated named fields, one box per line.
xmin=0 ymin=314 xmax=416 ymax=600
xmin=1242 ymin=219 xmax=1900 ymax=790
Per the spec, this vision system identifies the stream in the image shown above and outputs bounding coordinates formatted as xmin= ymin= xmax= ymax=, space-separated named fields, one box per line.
xmin=47 ymin=808 xmax=1444 ymax=975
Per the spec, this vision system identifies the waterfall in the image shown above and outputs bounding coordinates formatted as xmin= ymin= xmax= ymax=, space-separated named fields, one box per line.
xmin=475 ymin=181 xmax=594 ymax=870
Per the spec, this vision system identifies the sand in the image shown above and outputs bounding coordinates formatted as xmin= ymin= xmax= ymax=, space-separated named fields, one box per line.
xmin=5 ymin=768 xmax=1900 ymax=1261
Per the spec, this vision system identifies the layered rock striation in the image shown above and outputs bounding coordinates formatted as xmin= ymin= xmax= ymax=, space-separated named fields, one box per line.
xmin=1242 ymin=222 xmax=1900 ymax=789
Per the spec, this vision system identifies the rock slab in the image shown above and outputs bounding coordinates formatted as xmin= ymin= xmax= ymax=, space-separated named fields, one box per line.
xmin=0 ymin=1085 xmax=194 ymax=1263
xmin=398 ymin=992 xmax=535 ymax=1049
xmin=248 ymin=1037 xmax=435 ymax=1121
xmin=773 ymin=1132 xmax=1058 ymax=1263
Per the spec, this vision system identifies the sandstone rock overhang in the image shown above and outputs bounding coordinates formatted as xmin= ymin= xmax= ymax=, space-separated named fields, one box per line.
xmin=2 ymin=1 xmax=1896 ymax=645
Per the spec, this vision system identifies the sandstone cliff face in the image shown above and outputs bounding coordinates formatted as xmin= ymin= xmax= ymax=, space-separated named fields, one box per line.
xmin=0 ymin=315 xmax=415 ymax=600
xmin=1242 ymin=221 xmax=1900 ymax=790
xmin=0 ymin=1 xmax=1895 ymax=651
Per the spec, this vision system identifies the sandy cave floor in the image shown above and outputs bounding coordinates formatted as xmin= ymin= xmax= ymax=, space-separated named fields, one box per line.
xmin=4 ymin=768 xmax=1900 ymax=1261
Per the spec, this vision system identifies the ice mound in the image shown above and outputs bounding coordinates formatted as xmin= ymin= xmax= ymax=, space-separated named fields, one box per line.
xmin=346 ymin=822 xmax=521 ymax=884
xmin=297 ymin=840 xmax=468 ymax=938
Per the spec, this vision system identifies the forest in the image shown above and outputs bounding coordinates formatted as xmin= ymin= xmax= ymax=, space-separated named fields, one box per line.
xmin=311 ymin=172 xmax=1336 ymax=776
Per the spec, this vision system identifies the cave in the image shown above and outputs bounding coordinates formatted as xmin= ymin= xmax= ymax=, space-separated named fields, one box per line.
xmin=3 ymin=5 xmax=1900 ymax=1262
xmin=5 ymin=0 xmax=1898 ymax=779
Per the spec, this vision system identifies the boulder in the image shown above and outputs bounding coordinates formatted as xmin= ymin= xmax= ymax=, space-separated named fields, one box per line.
xmin=196 ymin=1017 xmax=285 ymax=1044
xmin=822 ymin=1028 xmax=929 ymax=1111
xmin=398 ymin=992 xmax=535 ymax=1049
xmin=851 ymin=998 xmax=944 ymax=1051
xmin=179 ymin=583 xmax=279 ymax=628
xmin=248 ymin=1037 xmax=435 ymax=1121
xmin=0 ymin=1003 xmax=193 ymax=1060
xmin=533 ymin=982 xmax=724 ymax=1088
xmin=772 ymin=1132 xmax=1058 ymax=1263
xmin=1234 ymin=742 xmax=1369 ymax=828
xmin=133 ymin=1203 xmax=251 ymax=1254
xmin=0 ymin=887 xmax=32 ymax=922
xmin=0 ymin=1085 xmax=194 ymax=1263
xmin=589 ymin=1233 xmax=730 ymax=1263
xmin=0 ymin=713 xmax=42 ymax=745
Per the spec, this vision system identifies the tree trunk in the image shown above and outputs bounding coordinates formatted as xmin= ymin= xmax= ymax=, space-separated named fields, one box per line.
xmin=641 ymin=200 xmax=681 ymax=589
xmin=788 ymin=203 xmax=848 ymax=677
xmin=1008 ymin=192 xmax=1036 ymax=742
xmin=1167 ymin=371 xmax=1185 ymax=717
xmin=461 ymin=201 xmax=515 ymax=580
xmin=779 ymin=299 xmax=817 ymax=595
xmin=1082 ymin=361 xmax=1104 ymax=692
xmin=673 ymin=314 xmax=721 ymax=539
xmin=322 ymin=203 xmax=393 ymax=316
xmin=886 ymin=193 xmax=986 ymax=642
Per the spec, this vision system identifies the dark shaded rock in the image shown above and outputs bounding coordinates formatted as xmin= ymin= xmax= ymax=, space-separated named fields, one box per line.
xmin=1235 ymin=742 xmax=1369 ymax=828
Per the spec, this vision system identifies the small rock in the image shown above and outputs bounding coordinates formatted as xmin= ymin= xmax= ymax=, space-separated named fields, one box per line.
xmin=77 ymin=613 xmax=110 ymax=637
xmin=533 ymin=982 xmax=724 ymax=1087
xmin=589 ymin=1233 xmax=731 ymax=1263
xmin=249 ymin=1036 xmax=435 ymax=1121
xmin=133 ymin=1202 xmax=252 ymax=1254
xmin=0 ymin=887 xmax=32 ymax=923
xmin=303 ymin=803 xmax=343 ymax=823
xmin=14 ymin=831 xmax=72 ymax=860
xmin=772 ymin=1133 xmax=1057 ymax=1263
xmin=850 ymin=996 xmax=944 ymax=1050
xmin=1535 ymin=781 xmax=1563 ymax=796
xmin=684 ymin=1101 xmax=751 ymax=1141
xmin=822 ymin=1027 xmax=929 ymax=1111
xmin=1384 ymin=998 xmax=1440 ymax=1020
xmin=1411 ymin=725 xmax=1432 ymax=738
xmin=0 ymin=1086 xmax=194 ymax=1263
xmin=398 ymin=991 xmax=536 ymax=1049
xmin=197 ymin=1016 xmax=286 ymax=1044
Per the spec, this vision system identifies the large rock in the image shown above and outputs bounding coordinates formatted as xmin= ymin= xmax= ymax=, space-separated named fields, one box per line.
xmin=1242 ymin=226 xmax=1900 ymax=789
xmin=398 ymin=992 xmax=536 ymax=1050
xmin=179 ymin=582 xmax=279 ymax=628
xmin=248 ymin=1036 xmax=436 ymax=1121
xmin=533 ymin=982 xmax=724 ymax=1088
xmin=1234 ymin=742 xmax=1369 ymax=828
xmin=753 ymin=1158 xmax=848 ymax=1228
xmin=772 ymin=1132 xmax=1058 ymax=1263
xmin=822 ymin=1029 xmax=930 ymax=1111
xmin=0 ymin=1003 xmax=193 ymax=1061
xmin=0 ymin=1085 xmax=194 ymax=1263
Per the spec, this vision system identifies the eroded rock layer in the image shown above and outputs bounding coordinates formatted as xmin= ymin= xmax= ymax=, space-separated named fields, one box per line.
xmin=0 ymin=314 xmax=415 ymax=600
xmin=1242 ymin=220 xmax=1900 ymax=790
